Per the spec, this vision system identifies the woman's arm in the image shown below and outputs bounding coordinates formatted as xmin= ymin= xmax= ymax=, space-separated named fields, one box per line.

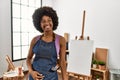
xmin=26 ymin=37 xmax=35 ymax=73
xmin=26 ymin=36 xmax=44 ymax=79
xmin=59 ymin=36 xmax=68 ymax=80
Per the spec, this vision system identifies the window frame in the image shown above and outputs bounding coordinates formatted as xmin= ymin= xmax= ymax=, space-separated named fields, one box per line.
xmin=11 ymin=0 xmax=42 ymax=61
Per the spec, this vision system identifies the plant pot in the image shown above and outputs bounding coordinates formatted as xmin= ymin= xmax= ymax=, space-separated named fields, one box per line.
xmin=98 ymin=65 xmax=106 ymax=70
xmin=93 ymin=64 xmax=97 ymax=68
xmin=96 ymin=78 xmax=100 ymax=80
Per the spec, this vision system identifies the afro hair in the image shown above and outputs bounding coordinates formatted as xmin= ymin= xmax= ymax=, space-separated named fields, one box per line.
xmin=32 ymin=6 xmax=58 ymax=33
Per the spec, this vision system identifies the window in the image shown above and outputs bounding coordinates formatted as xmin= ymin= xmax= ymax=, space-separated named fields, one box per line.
xmin=11 ymin=0 xmax=42 ymax=61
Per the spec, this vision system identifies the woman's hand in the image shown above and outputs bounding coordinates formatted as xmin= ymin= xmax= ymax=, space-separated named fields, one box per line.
xmin=30 ymin=71 xmax=44 ymax=80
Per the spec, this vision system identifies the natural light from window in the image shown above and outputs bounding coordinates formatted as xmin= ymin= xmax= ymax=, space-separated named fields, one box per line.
xmin=11 ymin=0 xmax=41 ymax=61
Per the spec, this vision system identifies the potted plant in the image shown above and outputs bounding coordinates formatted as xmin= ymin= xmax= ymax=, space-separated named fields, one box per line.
xmin=92 ymin=59 xmax=97 ymax=68
xmin=96 ymin=75 xmax=100 ymax=80
xmin=98 ymin=61 xmax=106 ymax=70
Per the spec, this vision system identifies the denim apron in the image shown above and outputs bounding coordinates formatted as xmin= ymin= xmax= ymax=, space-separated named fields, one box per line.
xmin=29 ymin=39 xmax=58 ymax=80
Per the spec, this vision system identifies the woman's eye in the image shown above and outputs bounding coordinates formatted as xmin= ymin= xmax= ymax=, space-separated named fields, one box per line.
xmin=48 ymin=19 xmax=52 ymax=22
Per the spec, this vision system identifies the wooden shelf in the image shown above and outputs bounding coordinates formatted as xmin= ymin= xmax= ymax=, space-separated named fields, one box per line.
xmin=91 ymin=68 xmax=107 ymax=73
xmin=91 ymin=68 xmax=109 ymax=80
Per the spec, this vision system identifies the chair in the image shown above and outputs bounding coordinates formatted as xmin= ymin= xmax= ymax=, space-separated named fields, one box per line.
xmin=91 ymin=48 xmax=109 ymax=80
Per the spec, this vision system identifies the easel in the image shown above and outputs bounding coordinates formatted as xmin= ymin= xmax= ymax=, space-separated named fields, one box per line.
xmin=3 ymin=55 xmax=24 ymax=80
xmin=75 ymin=10 xmax=90 ymax=40
xmin=67 ymin=10 xmax=92 ymax=80
xmin=57 ymin=70 xmax=92 ymax=80
xmin=6 ymin=55 xmax=15 ymax=71
xmin=68 ymin=72 xmax=92 ymax=80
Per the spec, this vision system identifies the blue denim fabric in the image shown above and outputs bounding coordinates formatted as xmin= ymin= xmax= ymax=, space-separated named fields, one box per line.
xmin=29 ymin=40 xmax=58 ymax=80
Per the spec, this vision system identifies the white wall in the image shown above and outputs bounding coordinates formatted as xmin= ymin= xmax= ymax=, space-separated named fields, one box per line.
xmin=42 ymin=0 xmax=53 ymax=7
xmin=53 ymin=0 xmax=120 ymax=69
xmin=0 ymin=0 xmax=27 ymax=77
xmin=0 ymin=0 xmax=11 ymax=77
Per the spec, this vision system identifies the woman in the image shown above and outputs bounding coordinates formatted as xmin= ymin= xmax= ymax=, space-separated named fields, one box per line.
xmin=26 ymin=6 xmax=68 ymax=80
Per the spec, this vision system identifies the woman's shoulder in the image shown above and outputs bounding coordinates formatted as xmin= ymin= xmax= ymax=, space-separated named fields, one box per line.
xmin=30 ymin=35 xmax=41 ymax=45
xmin=55 ymin=33 xmax=66 ymax=43
xmin=32 ymin=35 xmax=40 ymax=40
xmin=55 ymin=33 xmax=63 ymax=38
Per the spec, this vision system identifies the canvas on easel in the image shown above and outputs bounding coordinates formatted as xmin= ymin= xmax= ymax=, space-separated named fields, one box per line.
xmin=67 ymin=40 xmax=93 ymax=76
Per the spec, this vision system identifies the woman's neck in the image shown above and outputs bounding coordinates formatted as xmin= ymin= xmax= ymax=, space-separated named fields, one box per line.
xmin=43 ymin=31 xmax=54 ymax=37
xmin=41 ymin=32 xmax=55 ymax=41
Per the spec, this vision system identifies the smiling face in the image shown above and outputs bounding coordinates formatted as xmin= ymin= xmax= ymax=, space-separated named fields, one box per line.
xmin=40 ymin=15 xmax=53 ymax=33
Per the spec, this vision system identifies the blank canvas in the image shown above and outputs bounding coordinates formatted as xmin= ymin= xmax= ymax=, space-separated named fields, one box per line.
xmin=67 ymin=40 xmax=94 ymax=76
